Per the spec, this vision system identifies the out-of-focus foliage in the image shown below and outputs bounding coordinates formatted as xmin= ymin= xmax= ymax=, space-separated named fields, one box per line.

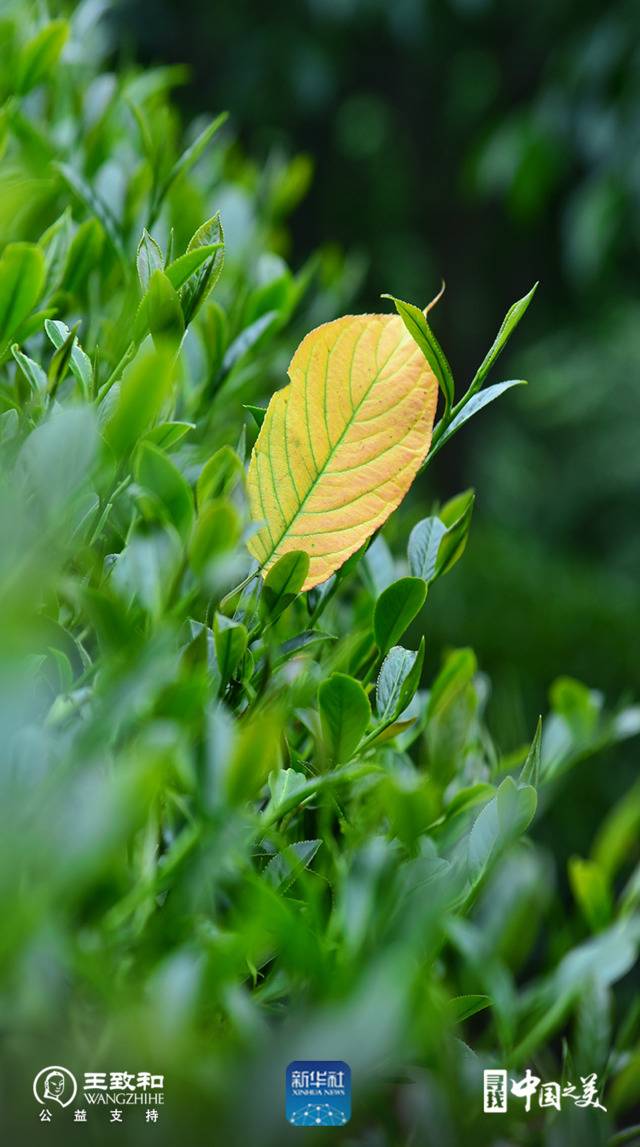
xmin=1 ymin=5 xmax=640 ymax=1147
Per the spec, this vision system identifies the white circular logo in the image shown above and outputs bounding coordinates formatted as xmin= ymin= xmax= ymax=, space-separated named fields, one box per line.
xmin=33 ymin=1066 xmax=78 ymax=1108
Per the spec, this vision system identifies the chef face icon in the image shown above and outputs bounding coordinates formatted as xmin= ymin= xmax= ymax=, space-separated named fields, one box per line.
xmin=44 ymin=1071 xmax=65 ymax=1103
xmin=33 ymin=1065 xmax=78 ymax=1108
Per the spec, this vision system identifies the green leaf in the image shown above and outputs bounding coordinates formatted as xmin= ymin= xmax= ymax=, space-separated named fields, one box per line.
xmin=62 ymin=218 xmax=103 ymax=295
xmin=264 ymin=768 xmax=309 ymax=822
xmin=150 ymin=112 xmax=228 ymax=223
xmin=12 ymin=345 xmax=47 ymax=393
xmin=408 ymin=490 xmax=475 ymax=583
xmin=407 ymin=517 xmax=446 ymax=585
xmin=40 ymin=208 xmax=72 ymax=292
xmin=429 ymin=648 xmax=477 ymax=716
xmin=188 ymin=500 xmax=240 ymax=574
xmin=16 ymin=20 xmax=69 ymax=94
xmin=47 ymin=321 xmax=80 ymax=395
xmin=134 ymin=441 xmax=194 ymax=537
xmin=222 ymin=311 xmax=278 ymax=374
xmin=555 ymin=919 xmax=640 ymax=994
xmin=214 ymin=613 xmax=248 ymax=689
xmin=244 ymin=403 xmax=267 ymax=429
xmin=449 ymin=994 xmax=492 ymax=1024
xmin=196 ymin=444 xmax=244 ymax=508
xmin=0 ymin=408 xmax=19 ymax=444
xmin=264 ymin=839 xmax=322 ymax=891
xmin=385 ymin=293 xmax=455 ymax=413
xmin=593 ymin=779 xmax=640 ymax=880
xmin=363 ymin=536 xmax=396 ymax=596
xmin=11 ymin=308 xmax=55 ymax=345
xmin=56 ymin=163 xmax=126 ymax=263
xmin=224 ymin=708 xmax=282 ymax=806
xmin=198 ymin=300 xmax=228 ymax=375
xmin=373 ymin=576 xmax=427 ymax=654
xmin=376 ymin=639 xmax=425 ymax=722
xmin=111 ymin=525 xmax=182 ymax=617
xmin=165 ymin=243 xmax=222 ymax=292
xmin=434 ymin=490 xmax=475 ymax=576
xmin=520 ymin=716 xmax=542 ymax=786
xmin=575 ymin=978 xmax=611 ymax=1075
xmin=431 ymin=380 xmax=526 ymax=456
xmin=45 ymin=319 xmax=93 ymax=397
xmin=318 ymin=673 xmax=371 ymax=764
xmin=426 ymin=647 xmax=478 ymax=785
xmin=181 ymin=213 xmax=225 ymax=324
xmin=261 ymin=550 xmax=309 ymax=622
xmin=143 ymin=421 xmax=194 ymax=450
xmin=136 ymin=229 xmax=164 ymax=291
xmin=568 ymin=857 xmax=612 ymax=932
xmin=17 ymin=405 xmax=98 ymax=517
xmin=468 ymin=777 xmax=537 ymax=883
xmin=103 ymin=349 xmax=174 ymax=456
xmin=0 ymin=243 xmax=45 ymax=353
xmin=468 ymin=283 xmax=537 ymax=395
xmin=136 ymin=269 xmax=184 ymax=347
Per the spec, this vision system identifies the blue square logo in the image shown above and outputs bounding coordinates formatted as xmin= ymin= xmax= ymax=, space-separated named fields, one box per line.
xmin=286 ymin=1060 xmax=351 ymax=1127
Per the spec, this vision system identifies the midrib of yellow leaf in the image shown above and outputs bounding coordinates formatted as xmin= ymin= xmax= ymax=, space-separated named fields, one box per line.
xmin=262 ymin=325 xmax=405 ymax=552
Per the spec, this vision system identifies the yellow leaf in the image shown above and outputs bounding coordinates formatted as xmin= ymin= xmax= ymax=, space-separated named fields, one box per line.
xmin=247 ymin=313 xmax=439 ymax=590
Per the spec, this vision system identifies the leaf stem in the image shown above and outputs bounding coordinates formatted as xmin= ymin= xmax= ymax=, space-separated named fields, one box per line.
xmin=219 ymin=569 xmax=259 ymax=611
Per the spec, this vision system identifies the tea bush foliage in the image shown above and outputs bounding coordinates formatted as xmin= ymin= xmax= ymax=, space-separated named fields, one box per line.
xmin=1 ymin=5 xmax=639 ymax=1145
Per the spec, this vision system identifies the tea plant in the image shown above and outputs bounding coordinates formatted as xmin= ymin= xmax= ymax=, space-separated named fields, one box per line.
xmin=1 ymin=6 xmax=639 ymax=1146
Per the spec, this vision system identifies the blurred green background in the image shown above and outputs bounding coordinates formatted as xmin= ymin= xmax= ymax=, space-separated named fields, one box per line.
xmin=112 ymin=0 xmax=640 ymax=741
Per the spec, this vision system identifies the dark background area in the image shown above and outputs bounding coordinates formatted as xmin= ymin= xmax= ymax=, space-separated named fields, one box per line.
xmin=111 ymin=0 xmax=640 ymax=757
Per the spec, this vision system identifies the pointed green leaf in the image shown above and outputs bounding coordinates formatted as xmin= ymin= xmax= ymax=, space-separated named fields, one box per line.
xmin=376 ymin=638 xmax=425 ymax=721
xmin=468 ymin=283 xmax=537 ymax=395
xmin=165 ymin=242 xmax=222 ymax=292
xmin=431 ymin=380 xmax=526 ymax=457
xmin=261 ymin=550 xmax=309 ymax=622
xmin=45 ymin=319 xmax=93 ymax=397
xmin=222 ymin=310 xmax=278 ymax=374
xmin=143 ymin=422 xmax=195 ymax=450
xmin=135 ymin=269 xmax=184 ymax=347
xmin=409 ymin=489 xmax=475 ymax=584
xmin=47 ymin=321 xmax=80 ymax=395
xmin=520 ymin=716 xmax=542 ymax=786
xmin=16 ymin=20 xmax=69 ymax=94
xmin=0 ymin=243 xmax=45 ymax=353
xmin=385 ymin=293 xmax=455 ymax=413
xmin=243 ymin=403 xmax=267 ymax=429
xmin=12 ymin=345 xmax=47 ymax=393
xmin=136 ymin=229 xmax=164 ymax=291
xmin=197 ymin=444 xmax=244 ymax=508
xmin=449 ymin=995 xmax=492 ymax=1024
xmin=181 ymin=213 xmax=225 ymax=323
xmin=569 ymin=857 xmax=612 ymax=932
xmin=264 ymin=839 xmax=322 ymax=891
xmin=150 ymin=112 xmax=228 ymax=222
xmin=468 ymin=777 xmax=537 ymax=882
xmin=214 ymin=613 xmax=248 ymax=688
